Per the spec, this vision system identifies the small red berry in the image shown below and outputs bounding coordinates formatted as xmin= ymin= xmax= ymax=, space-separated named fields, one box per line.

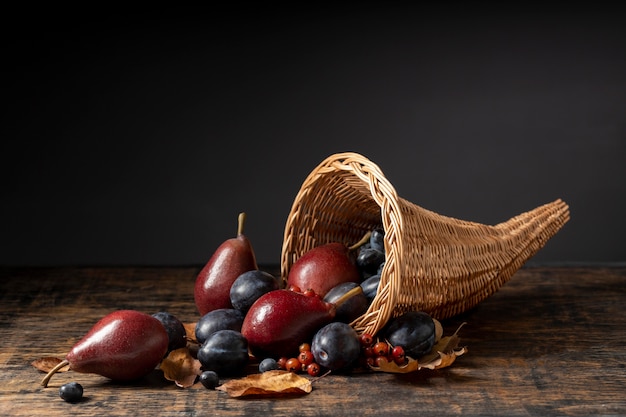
xmin=306 ymin=362 xmax=321 ymax=377
xmin=298 ymin=350 xmax=315 ymax=366
xmin=391 ymin=345 xmax=405 ymax=361
xmin=303 ymin=288 xmax=316 ymax=297
xmin=288 ymin=285 xmax=302 ymax=293
xmin=373 ymin=341 xmax=389 ymax=357
xmin=285 ymin=358 xmax=301 ymax=372
xmin=277 ymin=357 xmax=288 ymax=369
xmin=298 ymin=343 xmax=311 ymax=352
xmin=359 ymin=333 xmax=374 ymax=348
xmin=374 ymin=356 xmax=390 ymax=367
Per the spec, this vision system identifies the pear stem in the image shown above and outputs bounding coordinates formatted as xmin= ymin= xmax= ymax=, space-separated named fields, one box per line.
xmin=331 ymin=285 xmax=363 ymax=309
xmin=237 ymin=212 xmax=246 ymax=236
xmin=40 ymin=358 xmax=70 ymax=387
xmin=348 ymin=231 xmax=372 ymax=251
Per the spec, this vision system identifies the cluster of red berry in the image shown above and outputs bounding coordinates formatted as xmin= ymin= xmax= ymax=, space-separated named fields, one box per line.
xmin=276 ymin=343 xmax=322 ymax=377
xmin=357 ymin=333 xmax=406 ymax=368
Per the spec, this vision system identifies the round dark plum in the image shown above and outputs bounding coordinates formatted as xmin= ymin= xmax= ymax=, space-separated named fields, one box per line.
xmin=199 ymin=370 xmax=220 ymax=389
xmin=382 ymin=311 xmax=436 ymax=358
xmin=369 ymin=228 xmax=385 ymax=252
xmin=152 ymin=311 xmax=187 ymax=352
xmin=323 ymin=282 xmax=369 ymax=323
xmin=195 ymin=308 xmax=244 ymax=344
xmin=258 ymin=357 xmax=279 ymax=373
xmin=59 ymin=382 xmax=83 ymax=402
xmin=311 ymin=322 xmax=360 ymax=371
xmin=360 ymin=274 xmax=380 ymax=304
xmin=197 ymin=330 xmax=249 ymax=376
xmin=230 ymin=270 xmax=279 ymax=313
xmin=356 ymin=247 xmax=385 ymax=275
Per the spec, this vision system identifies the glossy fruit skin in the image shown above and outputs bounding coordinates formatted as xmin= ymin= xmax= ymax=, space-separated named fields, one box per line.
xmin=199 ymin=370 xmax=220 ymax=389
xmin=241 ymin=289 xmax=336 ymax=358
xmin=287 ymin=243 xmax=361 ymax=298
xmin=66 ymin=310 xmax=168 ymax=381
xmin=230 ymin=270 xmax=279 ymax=313
xmin=369 ymin=228 xmax=385 ymax=252
xmin=382 ymin=311 xmax=436 ymax=358
xmin=194 ymin=233 xmax=258 ymax=316
xmin=152 ymin=311 xmax=187 ymax=352
xmin=195 ymin=308 xmax=244 ymax=345
xmin=258 ymin=358 xmax=279 ymax=373
xmin=197 ymin=330 xmax=249 ymax=376
xmin=59 ymin=382 xmax=83 ymax=402
xmin=311 ymin=322 xmax=361 ymax=371
xmin=360 ymin=274 xmax=380 ymax=303
xmin=356 ymin=247 xmax=385 ymax=275
xmin=323 ymin=282 xmax=369 ymax=323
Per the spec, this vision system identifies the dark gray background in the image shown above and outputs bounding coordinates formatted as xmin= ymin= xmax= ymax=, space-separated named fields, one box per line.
xmin=3 ymin=6 xmax=625 ymax=266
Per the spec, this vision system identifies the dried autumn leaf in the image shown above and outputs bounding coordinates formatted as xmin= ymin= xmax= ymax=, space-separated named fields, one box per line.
xmin=183 ymin=322 xmax=198 ymax=344
xmin=216 ymin=370 xmax=312 ymax=398
xmin=31 ymin=357 xmax=69 ymax=373
xmin=159 ymin=347 xmax=202 ymax=388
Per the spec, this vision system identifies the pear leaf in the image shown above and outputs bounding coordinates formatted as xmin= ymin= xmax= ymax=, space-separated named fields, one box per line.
xmin=216 ymin=370 xmax=312 ymax=398
xmin=31 ymin=357 xmax=69 ymax=373
xmin=159 ymin=347 xmax=202 ymax=388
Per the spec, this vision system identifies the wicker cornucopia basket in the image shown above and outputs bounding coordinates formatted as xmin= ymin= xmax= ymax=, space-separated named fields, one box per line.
xmin=280 ymin=152 xmax=570 ymax=337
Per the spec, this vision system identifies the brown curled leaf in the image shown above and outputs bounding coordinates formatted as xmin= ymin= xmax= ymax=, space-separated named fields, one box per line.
xmin=31 ymin=357 xmax=69 ymax=373
xmin=216 ymin=370 xmax=312 ymax=398
xmin=159 ymin=347 xmax=202 ymax=388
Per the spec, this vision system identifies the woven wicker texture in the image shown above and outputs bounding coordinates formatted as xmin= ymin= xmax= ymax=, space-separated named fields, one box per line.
xmin=280 ymin=152 xmax=570 ymax=337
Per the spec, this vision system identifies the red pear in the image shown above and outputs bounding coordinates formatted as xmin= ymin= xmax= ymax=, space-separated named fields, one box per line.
xmin=41 ymin=310 xmax=168 ymax=387
xmin=194 ymin=212 xmax=258 ymax=316
xmin=287 ymin=242 xmax=361 ymax=298
xmin=241 ymin=289 xmax=336 ymax=359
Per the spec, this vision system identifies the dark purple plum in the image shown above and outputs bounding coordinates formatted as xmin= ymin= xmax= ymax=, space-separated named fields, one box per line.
xmin=197 ymin=330 xmax=249 ymax=376
xmin=311 ymin=322 xmax=360 ymax=371
xmin=382 ymin=311 xmax=435 ymax=358
xmin=199 ymin=370 xmax=220 ymax=389
xmin=152 ymin=311 xmax=187 ymax=352
xmin=258 ymin=357 xmax=279 ymax=373
xmin=360 ymin=274 xmax=380 ymax=303
xmin=195 ymin=308 xmax=244 ymax=344
xmin=369 ymin=228 xmax=385 ymax=252
xmin=356 ymin=247 xmax=385 ymax=275
xmin=230 ymin=270 xmax=279 ymax=313
xmin=323 ymin=282 xmax=368 ymax=323
xmin=59 ymin=382 xmax=83 ymax=402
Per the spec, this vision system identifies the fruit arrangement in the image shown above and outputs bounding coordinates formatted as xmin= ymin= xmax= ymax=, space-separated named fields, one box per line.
xmin=34 ymin=212 xmax=466 ymax=400
xmin=34 ymin=152 xmax=569 ymax=401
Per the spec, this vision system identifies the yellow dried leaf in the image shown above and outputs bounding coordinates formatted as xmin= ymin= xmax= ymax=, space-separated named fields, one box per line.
xmin=31 ymin=357 xmax=69 ymax=373
xmin=216 ymin=370 xmax=312 ymax=398
xmin=159 ymin=347 xmax=202 ymax=388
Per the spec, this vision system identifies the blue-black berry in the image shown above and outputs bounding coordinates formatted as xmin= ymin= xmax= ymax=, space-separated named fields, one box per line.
xmin=59 ymin=382 xmax=83 ymax=402
xmin=199 ymin=370 xmax=220 ymax=389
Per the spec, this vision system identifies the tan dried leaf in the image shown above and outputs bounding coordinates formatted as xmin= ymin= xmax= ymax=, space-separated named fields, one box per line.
xmin=31 ymin=357 xmax=69 ymax=373
xmin=216 ymin=370 xmax=312 ymax=398
xmin=159 ymin=347 xmax=202 ymax=388
xmin=183 ymin=322 xmax=198 ymax=344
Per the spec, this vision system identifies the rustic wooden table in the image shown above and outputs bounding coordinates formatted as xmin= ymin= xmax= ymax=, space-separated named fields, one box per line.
xmin=1 ymin=265 xmax=624 ymax=416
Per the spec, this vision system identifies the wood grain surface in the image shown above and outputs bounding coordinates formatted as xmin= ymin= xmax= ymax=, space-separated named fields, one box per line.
xmin=1 ymin=266 xmax=624 ymax=416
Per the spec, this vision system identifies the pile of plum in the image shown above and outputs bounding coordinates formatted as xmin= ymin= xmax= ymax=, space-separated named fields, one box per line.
xmin=40 ymin=214 xmax=437 ymax=400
